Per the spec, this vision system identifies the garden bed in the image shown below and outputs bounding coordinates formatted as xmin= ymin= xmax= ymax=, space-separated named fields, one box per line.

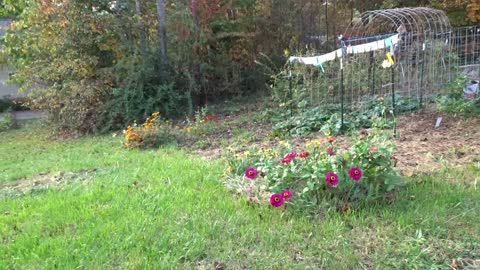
xmin=192 ymin=105 xmax=480 ymax=177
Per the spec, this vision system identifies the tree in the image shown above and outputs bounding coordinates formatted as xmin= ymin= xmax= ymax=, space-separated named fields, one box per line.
xmin=155 ymin=0 xmax=167 ymax=59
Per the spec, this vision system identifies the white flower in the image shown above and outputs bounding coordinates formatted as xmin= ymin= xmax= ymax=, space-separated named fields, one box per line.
xmin=381 ymin=59 xmax=392 ymax=69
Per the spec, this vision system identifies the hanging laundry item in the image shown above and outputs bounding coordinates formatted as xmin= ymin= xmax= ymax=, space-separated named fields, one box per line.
xmin=391 ymin=34 xmax=399 ymax=45
xmin=289 ymin=56 xmax=317 ymax=65
xmin=313 ymin=62 xmax=325 ymax=72
xmin=369 ymin=41 xmax=379 ymax=51
xmin=346 ymin=45 xmax=353 ymax=54
xmin=336 ymin=49 xmax=343 ymax=58
xmin=384 ymin=36 xmax=393 ymax=48
xmin=376 ymin=39 xmax=385 ymax=49
xmin=324 ymin=51 xmax=336 ymax=61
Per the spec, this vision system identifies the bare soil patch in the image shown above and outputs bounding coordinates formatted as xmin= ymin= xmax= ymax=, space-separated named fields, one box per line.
xmin=0 ymin=170 xmax=95 ymax=197
xmin=193 ymin=106 xmax=480 ymax=175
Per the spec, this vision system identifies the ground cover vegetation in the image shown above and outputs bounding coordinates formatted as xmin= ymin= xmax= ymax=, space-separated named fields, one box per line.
xmin=1 ymin=121 xmax=479 ymax=268
xmin=1 ymin=0 xmax=480 ymax=268
xmin=2 ymin=0 xmax=480 ymax=135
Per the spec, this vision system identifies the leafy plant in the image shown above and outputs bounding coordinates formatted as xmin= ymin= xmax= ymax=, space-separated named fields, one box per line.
xmin=123 ymin=112 xmax=176 ymax=149
xmin=436 ymin=75 xmax=480 ymax=115
xmin=184 ymin=105 xmax=221 ymax=136
xmin=0 ymin=110 xmax=14 ymax=132
xmin=226 ymin=130 xmax=402 ymax=211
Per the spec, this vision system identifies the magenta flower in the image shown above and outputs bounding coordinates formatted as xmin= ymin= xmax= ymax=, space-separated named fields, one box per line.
xmin=270 ymin=193 xmax=284 ymax=207
xmin=327 ymin=147 xmax=335 ymax=156
xmin=281 ymin=189 xmax=293 ymax=200
xmin=348 ymin=167 xmax=363 ymax=181
xmin=245 ymin=167 xmax=258 ymax=180
xmin=325 ymin=172 xmax=339 ymax=187
xmin=282 ymin=156 xmax=292 ymax=164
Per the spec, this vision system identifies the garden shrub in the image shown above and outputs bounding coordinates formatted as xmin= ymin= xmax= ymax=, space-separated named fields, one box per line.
xmin=123 ymin=112 xmax=177 ymax=149
xmin=0 ymin=110 xmax=14 ymax=132
xmin=183 ymin=105 xmax=221 ymax=136
xmin=436 ymin=75 xmax=480 ymax=115
xmin=225 ymin=130 xmax=402 ymax=211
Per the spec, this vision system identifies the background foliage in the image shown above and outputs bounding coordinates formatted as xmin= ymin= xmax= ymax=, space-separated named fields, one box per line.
xmin=1 ymin=0 xmax=479 ymax=134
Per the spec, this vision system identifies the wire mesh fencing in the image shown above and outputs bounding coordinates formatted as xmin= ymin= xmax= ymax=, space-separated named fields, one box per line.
xmin=287 ymin=8 xmax=480 ymax=111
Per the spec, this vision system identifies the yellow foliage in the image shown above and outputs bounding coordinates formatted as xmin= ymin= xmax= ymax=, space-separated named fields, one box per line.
xmin=467 ymin=0 xmax=480 ymax=22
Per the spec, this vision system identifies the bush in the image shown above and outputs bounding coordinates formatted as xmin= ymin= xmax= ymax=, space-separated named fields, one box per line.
xmin=123 ymin=112 xmax=177 ymax=149
xmin=225 ymin=130 xmax=402 ymax=211
xmin=436 ymin=75 xmax=480 ymax=115
xmin=183 ymin=105 xmax=221 ymax=136
xmin=0 ymin=110 xmax=14 ymax=132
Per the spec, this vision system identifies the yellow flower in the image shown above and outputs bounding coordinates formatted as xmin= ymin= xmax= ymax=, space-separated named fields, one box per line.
xmin=279 ymin=140 xmax=285 ymax=145
xmin=306 ymin=139 xmax=321 ymax=147
xmin=244 ymin=150 xmax=251 ymax=156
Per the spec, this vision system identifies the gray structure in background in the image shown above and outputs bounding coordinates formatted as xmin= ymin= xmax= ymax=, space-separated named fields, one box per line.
xmin=0 ymin=18 xmax=18 ymax=98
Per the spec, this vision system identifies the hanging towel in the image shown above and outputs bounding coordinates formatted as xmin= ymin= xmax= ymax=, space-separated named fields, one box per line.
xmin=347 ymin=45 xmax=353 ymax=54
xmin=324 ymin=51 xmax=336 ymax=62
xmin=376 ymin=40 xmax=385 ymax=49
xmin=353 ymin=44 xmax=366 ymax=53
xmin=391 ymin=34 xmax=399 ymax=45
xmin=369 ymin=41 xmax=378 ymax=51
xmin=336 ymin=49 xmax=343 ymax=58
xmin=384 ymin=36 xmax=393 ymax=48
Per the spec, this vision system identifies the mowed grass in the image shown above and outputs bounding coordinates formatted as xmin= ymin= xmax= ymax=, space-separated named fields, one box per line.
xmin=1 ymin=122 xmax=479 ymax=269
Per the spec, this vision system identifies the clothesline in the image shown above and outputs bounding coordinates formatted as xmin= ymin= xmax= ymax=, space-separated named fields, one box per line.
xmin=289 ymin=33 xmax=400 ymax=66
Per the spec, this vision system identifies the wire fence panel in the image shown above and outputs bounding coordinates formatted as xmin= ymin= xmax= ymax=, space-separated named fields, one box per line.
xmin=291 ymin=8 xmax=480 ymax=111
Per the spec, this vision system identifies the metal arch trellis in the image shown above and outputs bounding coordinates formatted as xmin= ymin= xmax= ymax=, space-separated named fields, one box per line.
xmin=339 ymin=7 xmax=453 ymax=112
xmin=288 ymin=7 xmax=480 ymax=134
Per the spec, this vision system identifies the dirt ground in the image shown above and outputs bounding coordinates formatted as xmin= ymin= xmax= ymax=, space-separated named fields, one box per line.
xmin=196 ymin=106 xmax=480 ymax=176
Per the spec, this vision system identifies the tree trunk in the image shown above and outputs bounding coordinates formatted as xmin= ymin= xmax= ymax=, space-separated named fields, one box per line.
xmin=155 ymin=0 xmax=167 ymax=60
xmin=135 ymin=0 xmax=147 ymax=57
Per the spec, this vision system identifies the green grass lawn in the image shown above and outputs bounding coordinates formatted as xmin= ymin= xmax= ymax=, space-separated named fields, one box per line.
xmin=1 ymin=122 xmax=479 ymax=269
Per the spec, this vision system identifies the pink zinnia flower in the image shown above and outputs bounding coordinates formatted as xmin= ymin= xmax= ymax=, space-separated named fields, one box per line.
xmin=348 ymin=167 xmax=363 ymax=181
xmin=281 ymin=156 xmax=292 ymax=164
xmin=327 ymin=147 xmax=335 ymax=156
xmin=270 ymin=193 xmax=284 ymax=207
xmin=325 ymin=172 xmax=339 ymax=187
xmin=245 ymin=167 xmax=258 ymax=179
xmin=281 ymin=189 xmax=293 ymax=200
xmin=299 ymin=152 xmax=309 ymax=158
xmin=285 ymin=151 xmax=296 ymax=159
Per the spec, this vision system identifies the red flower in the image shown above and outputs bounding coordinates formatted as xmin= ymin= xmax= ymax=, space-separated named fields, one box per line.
xmin=270 ymin=193 xmax=284 ymax=207
xmin=282 ymin=189 xmax=293 ymax=200
xmin=245 ymin=167 xmax=258 ymax=180
xmin=325 ymin=172 xmax=339 ymax=187
xmin=282 ymin=151 xmax=296 ymax=164
xmin=299 ymin=152 xmax=310 ymax=158
xmin=327 ymin=147 xmax=335 ymax=156
xmin=327 ymin=136 xmax=335 ymax=143
xmin=348 ymin=167 xmax=363 ymax=181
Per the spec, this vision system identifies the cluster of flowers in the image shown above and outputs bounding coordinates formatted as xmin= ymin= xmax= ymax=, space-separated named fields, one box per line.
xmin=123 ymin=112 xmax=161 ymax=148
xmin=185 ymin=106 xmax=219 ymax=134
xmin=244 ymin=135 xmax=364 ymax=208
xmin=245 ymin=167 xmax=293 ymax=207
